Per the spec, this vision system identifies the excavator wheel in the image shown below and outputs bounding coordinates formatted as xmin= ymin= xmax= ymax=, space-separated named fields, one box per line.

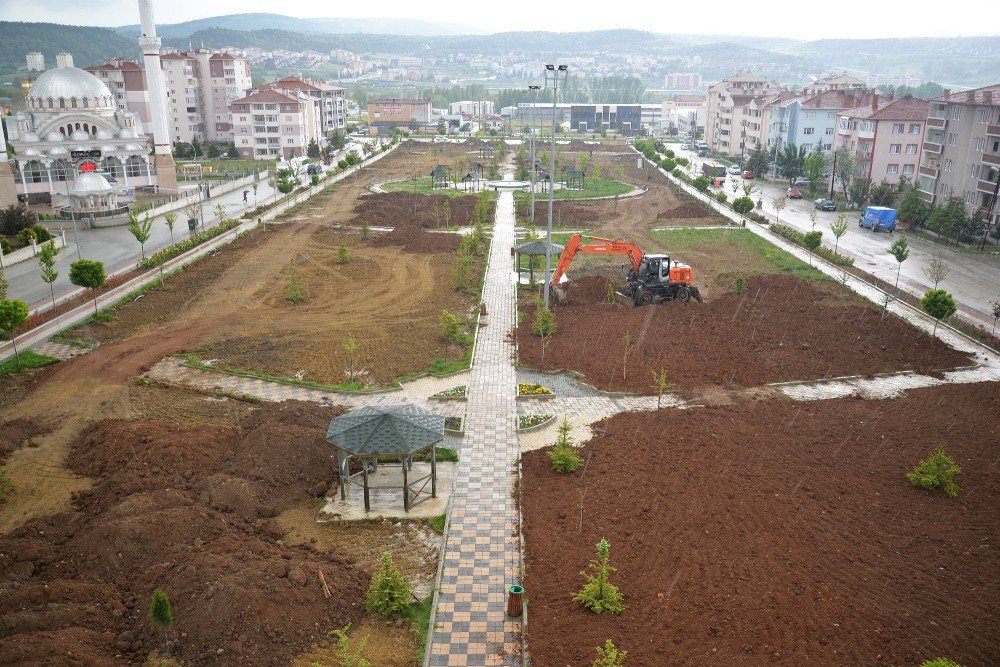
xmin=676 ymin=286 xmax=692 ymax=303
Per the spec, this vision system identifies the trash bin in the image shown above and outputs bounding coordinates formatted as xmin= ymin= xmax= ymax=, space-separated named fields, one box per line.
xmin=187 ymin=218 xmax=198 ymax=232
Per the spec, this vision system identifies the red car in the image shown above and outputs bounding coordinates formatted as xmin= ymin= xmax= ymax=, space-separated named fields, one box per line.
xmin=742 ymin=170 xmax=754 ymax=179
xmin=786 ymin=187 xmax=803 ymax=198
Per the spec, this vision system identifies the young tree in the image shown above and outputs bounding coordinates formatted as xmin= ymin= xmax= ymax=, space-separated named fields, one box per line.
xmin=803 ymin=230 xmax=823 ymax=266
xmin=922 ymin=252 xmax=949 ymax=289
xmin=888 ymin=236 xmax=910 ymax=290
xmin=284 ymin=260 xmax=306 ymax=303
xmin=365 ymin=552 xmax=412 ymax=617
xmin=830 ymin=214 xmax=849 ymax=254
xmin=808 ymin=206 xmax=818 ymax=230
xmin=621 ymin=331 xmax=635 ymax=381
xmin=868 ymin=179 xmax=896 ymax=207
xmin=777 ymin=142 xmax=808 ymax=185
xmin=0 ymin=299 xmax=29 ymax=365
xmin=213 ymin=203 xmax=226 ymax=222
xmin=847 ymin=177 xmax=872 ymax=209
xmin=251 ymin=182 xmax=259 ymax=210
xmin=337 ymin=243 xmax=351 ymax=264
xmin=38 ymin=240 xmax=59 ymax=309
xmin=226 ymin=142 xmax=238 ymax=159
xmin=343 ymin=334 xmax=360 ymax=382
xmin=832 ymin=146 xmax=857 ymax=196
xmin=574 ymin=538 xmax=625 ymax=614
xmin=802 ymin=152 xmax=826 ymax=197
xmin=650 ymin=369 xmax=671 ymax=410
xmin=532 ymin=305 xmax=556 ymax=361
xmin=732 ymin=196 xmax=754 ymax=224
xmin=594 ymin=639 xmax=627 ymax=667
xmin=921 ymin=289 xmax=956 ymax=339
xmin=128 ymin=211 xmax=154 ymax=259
xmin=69 ymin=259 xmax=106 ymax=314
xmin=692 ymin=175 xmax=710 ymax=192
xmin=744 ymin=144 xmax=771 ymax=177
xmin=548 ymin=416 xmax=583 ymax=473
xmin=773 ymin=195 xmax=787 ymax=224
xmin=149 ymin=588 xmax=174 ymax=654
xmin=907 ymin=445 xmax=961 ymax=498
xmin=306 ymin=138 xmax=321 ymax=159
xmin=163 ymin=211 xmax=177 ymax=244
xmin=990 ymin=299 xmax=1000 ymax=336
xmin=0 ymin=269 xmax=7 ymax=301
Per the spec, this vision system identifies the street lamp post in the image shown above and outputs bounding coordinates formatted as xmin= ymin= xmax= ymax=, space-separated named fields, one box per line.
xmin=543 ymin=64 xmax=567 ymax=309
xmin=528 ymin=84 xmax=541 ymax=225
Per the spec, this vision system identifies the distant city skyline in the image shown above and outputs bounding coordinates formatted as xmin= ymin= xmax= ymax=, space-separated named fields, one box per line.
xmin=1 ymin=0 xmax=997 ymax=40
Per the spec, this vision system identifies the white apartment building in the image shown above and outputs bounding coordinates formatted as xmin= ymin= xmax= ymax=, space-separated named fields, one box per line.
xmin=705 ymin=73 xmax=783 ymax=157
xmin=253 ymin=76 xmax=346 ymax=135
xmin=448 ymin=100 xmax=495 ymax=117
xmin=231 ymin=89 xmax=321 ymax=160
xmin=26 ymin=52 xmax=45 ymax=71
xmin=55 ymin=52 xmax=74 ymax=68
xmin=159 ymin=49 xmax=252 ymax=145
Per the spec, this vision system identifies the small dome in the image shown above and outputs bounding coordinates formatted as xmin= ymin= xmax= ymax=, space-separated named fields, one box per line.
xmin=71 ymin=172 xmax=113 ymax=196
xmin=24 ymin=148 xmax=41 ymax=157
xmin=27 ymin=67 xmax=114 ymax=108
xmin=46 ymin=131 xmax=64 ymax=142
xmin=96 ymin=128 xmax=114 ymax=140
xmin=21 ymin=132 xmax=40 ymax=143
xmin=48 ymin=146 xmax=68 ymax=156
xmin=101 ymin=144 xmax=117 ymax=153
xmin=119 ymin=127 xmax=139 ymax=139
xmin=72 ymin=145 xmax=90 ymax=152
xmin=70 ymin=129 xmax=90 ymax=141
xmin=124 ymin=143 xmax=146 ymax=152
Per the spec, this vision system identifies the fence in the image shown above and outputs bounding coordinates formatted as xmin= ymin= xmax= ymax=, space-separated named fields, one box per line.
xmin=0 ymin=231 xmax=67 ymax=269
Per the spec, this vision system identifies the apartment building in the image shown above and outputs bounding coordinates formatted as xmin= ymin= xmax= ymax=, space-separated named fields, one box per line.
xmin=26 ymin=52 xmax=44 ymax=71
xmin=802 ymin=73 xmax=866 ymax=96
xmin=84 ymin=58 xmax=152 ymax=128
xmin=448 ymin=100 xmax=495 ymax=117
xmin=253 ymin=75 xmax=346 ymax=135
xmin=55 ymin=52 xmax=74 ymax=68
xmin=705 ymin=73 xmax=783 ymax=157
xmin=834 ymin=95 xmax=929 ymax=187
xmin=664 ymin=73 xmax=703 ymax=90
xmin=367 ymin=98 xmax=432 ymax=135
xmin=769 ymin=89 xmax=873 ymax=157
xmin=160 ymin=49 xmax=252 ymax=145
xmin=230 ymin=89 xmax=321 ymax=160
xmin=917 ymin=84 xmax=1000 ymax=224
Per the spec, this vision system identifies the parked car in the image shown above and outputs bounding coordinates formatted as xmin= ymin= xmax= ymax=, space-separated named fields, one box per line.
xmin=728 ymin=165 xmax=742 ymax=175
xmin=859 ymin=206 xmax=898 ymax=232
xmin=786 ymin=187 xmax=803 ymax=199
xmin=697 ymin=149 xmax=707 ymax=157
xmin=742 ymin=170 xmax=754 ymax=179
xmin=814 ymin=198 xmax=836 ymax=212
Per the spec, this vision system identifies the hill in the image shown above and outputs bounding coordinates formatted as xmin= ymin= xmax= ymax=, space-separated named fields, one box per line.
xmin=0 ymin=22 xmax=137 ymax=76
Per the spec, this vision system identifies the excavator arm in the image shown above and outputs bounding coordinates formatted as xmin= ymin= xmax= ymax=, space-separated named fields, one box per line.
xmin=550 ymin=233 xmax=645 ymax=286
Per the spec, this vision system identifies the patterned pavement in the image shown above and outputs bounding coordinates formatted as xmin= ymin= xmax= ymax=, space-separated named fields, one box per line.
xmin=32 ymin=339 xmax=96 ymax=360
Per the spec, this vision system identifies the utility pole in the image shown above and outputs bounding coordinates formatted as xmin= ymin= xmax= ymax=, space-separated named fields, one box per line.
xmin=528 ymin=85 xmax=541 ymax=225
xmin=979 ymin=177 xmax=999 ymax=250
xmin=829 ymin=149 xmax=838 ymax=200
xmin=543 ymin=64 xmax=568 ymax=309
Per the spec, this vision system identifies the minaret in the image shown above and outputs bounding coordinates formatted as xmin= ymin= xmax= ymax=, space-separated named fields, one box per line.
xmin=138 ymin=0 xmax=177 ymax=192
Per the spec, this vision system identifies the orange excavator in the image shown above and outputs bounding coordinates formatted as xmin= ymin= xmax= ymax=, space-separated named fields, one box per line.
xmin=550 ymin=233 xmax=702 ymax=305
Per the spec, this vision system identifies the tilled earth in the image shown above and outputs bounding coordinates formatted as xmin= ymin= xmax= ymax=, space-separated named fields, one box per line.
xmin=516 ymin=274 xmax=972 ymax=392
xmin=522 ymin=382 xmax=1000 ymax=667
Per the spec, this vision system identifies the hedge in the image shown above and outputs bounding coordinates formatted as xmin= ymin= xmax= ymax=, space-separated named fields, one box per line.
xmin=137 ymin=219 xmax=242 ymax=270
xmin=770 ymin=224 xmax=854 ymax=266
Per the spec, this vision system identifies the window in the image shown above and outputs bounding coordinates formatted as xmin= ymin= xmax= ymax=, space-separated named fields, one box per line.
xmin=890 ymin=144 xmax=901 ymax=154
xmin=943 ymin=159 xmax=953 ymax=172
xmin=21 ymin=161 xmax=45 ymax=183
xmin=903 ymin=164 xmax=914 ymax=175
xmin=892 ymin=123 xmax=904 ymax=134
xmin=948 ymin=132 xmax=958 ymax=146
xmin=287 ymin=138 xmax=294 ymax=144
xmin=980 ymin=108 xmax=993 ymax=124
xmin=909 ymin=123 xmax=921 ymax=134
xmin=125 ymin=156 xmax=149 ymax=178
xmin=803 ymin=127 xmax=815 ymax=135
xmin=906 ymin=144 xmax=918 ymax=155
xmin=950 ymin=106 xmax=961 ymax=120
xmin=825 ymin=127 xmax=834 ymax=135
xmin=974 ymin=137 xmax=986 ymax=152
xmin=887 ymin=164 xmax=899 ymax=174
xmin=804 ymin=111 xmax=815 ymax=119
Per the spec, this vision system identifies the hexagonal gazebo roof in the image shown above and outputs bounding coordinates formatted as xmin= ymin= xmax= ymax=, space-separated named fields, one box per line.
xmin=326 ymin=405 xmax=444 ymax=457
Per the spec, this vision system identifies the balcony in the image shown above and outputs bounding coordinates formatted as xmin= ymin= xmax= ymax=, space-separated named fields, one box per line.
xmin=978 ymin=179 xmax=999 ymax=194
xmin=984 ymin=152 xmax=1000 ymax=166
xmin=919 ymin=165 xmax=939 ymax=179
xmin=988 ymin=125 xmax=1000 ymax=137
xmin=927 ymin=117 xmax=946 ymax=129
xmin=923 ymin=141 xmax=942 ymax=154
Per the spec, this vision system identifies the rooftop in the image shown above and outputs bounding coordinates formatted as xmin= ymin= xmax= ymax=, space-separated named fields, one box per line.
xmin=933 ymin=83 xmax=1000 ymax=107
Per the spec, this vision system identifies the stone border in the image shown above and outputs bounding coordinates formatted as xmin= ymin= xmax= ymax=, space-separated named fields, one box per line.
xmin=517 ymin=415 xmax=557 ymax=433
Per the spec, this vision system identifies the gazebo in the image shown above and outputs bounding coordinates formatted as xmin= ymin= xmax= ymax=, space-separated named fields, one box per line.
xmin=514 ymin=239 xmax=564 ymax=284
xmin=562 ymin=166 xmax=585 ymax=190
xmin=430 ymin=164 xmax=451 ymax=190
xmin=326 ymin=405 xmax=445 ymax=513
xmin=461 ymin=171 xmax=484 ymax=192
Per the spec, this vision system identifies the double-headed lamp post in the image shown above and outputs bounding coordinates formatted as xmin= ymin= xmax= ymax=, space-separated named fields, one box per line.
xmin=528 ymin=84 xmax=541 ymax=225
xmin=543 ymin=64 xmax=568 ymax=309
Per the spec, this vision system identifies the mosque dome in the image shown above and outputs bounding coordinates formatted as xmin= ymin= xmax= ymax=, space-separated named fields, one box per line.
xmin=96 ymin=128 xmax=114 ymax=140
xmin=70 ymin=129 xmax=91 ymax=142
xmin=27 ymin=67 xmax=114 ymax=109
xmin=119 ymin=127 xmax=140 ymax=139
xmin=45 ymin=131 xmax=64 ymax=142
xmin=21 ymin=132 xmax=40 ymax=143
xmin=71 ymin=172 xmax=113 ymax=196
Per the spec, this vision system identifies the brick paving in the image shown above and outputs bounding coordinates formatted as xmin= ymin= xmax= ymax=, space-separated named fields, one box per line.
xmin=32 ymin=340 xmax=95 ymax=360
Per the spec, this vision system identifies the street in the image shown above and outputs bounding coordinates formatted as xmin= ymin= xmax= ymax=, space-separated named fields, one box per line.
xmin=673 ymin=144 xmax=1000 ymax=330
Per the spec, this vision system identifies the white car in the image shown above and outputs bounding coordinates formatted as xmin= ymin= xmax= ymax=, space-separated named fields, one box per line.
xmin=728 ymin=166 xmax=742 ymax=175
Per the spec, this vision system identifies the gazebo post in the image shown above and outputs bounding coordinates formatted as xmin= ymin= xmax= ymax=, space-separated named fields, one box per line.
xmin=338 ymin=448 xmax=346 ymax=500
xmin=362 ymin=460 xmax=370 ymax=512
xmin=402 ymin=459 xmax=410 ymax=512
xmin=431 ymin=443 xmax=437 ymax=499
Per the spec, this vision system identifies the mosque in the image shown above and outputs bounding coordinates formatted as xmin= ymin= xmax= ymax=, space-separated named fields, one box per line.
xmin=0 ymin=0 xmax=177 ymax=211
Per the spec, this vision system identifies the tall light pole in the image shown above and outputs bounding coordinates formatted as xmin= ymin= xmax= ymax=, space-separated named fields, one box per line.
xmin=543 ymin=64 xmax=567 ymax=309
xmin=528 ymin=84 xmax=541 ymax=225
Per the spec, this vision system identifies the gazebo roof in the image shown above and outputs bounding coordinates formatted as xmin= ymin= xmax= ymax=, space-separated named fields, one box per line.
xmin=515 ymin=240 xmax=564 ymax=256
xmin=327 ymin=405 xmax=444 ymax=456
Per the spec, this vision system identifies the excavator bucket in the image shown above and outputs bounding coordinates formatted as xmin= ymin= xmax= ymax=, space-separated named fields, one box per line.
xmin=692 ymin=287 xmax=703 ymax=303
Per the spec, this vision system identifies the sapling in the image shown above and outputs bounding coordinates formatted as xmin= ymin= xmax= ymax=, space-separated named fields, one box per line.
xmin=548 ymin=416 xmax=583 ymax=473
xmin=593 ymin=639 xmax=627 ymax=667
xmin=830 ymin=214 xmax=848 ymax=255
xmin=330 ymin=624 xmax=371 ymax=667
xmin=888 ymin=235 xmax=910 ymax=290
xmin=343 ymin=334 xmax=360 ymax=382
xmin=0 ymin=299 xmax=29 ymax=365
xmin=38 ymin=240 xmax=59 ymax=309
xmin=907 ymin=446 xmax=961 ymax=497
xmin=163 ymin=211 xmax=177 ymax=244
xmin=128 ymin=210 xmax=153 ymax=259
xmin=922 ymin=252 xmax=949 ymax=289
xmin=148 ymin=588 xmax=174 ymax=654
xmin=802 ymin=230 xmax=822 ymax=266
xmin=621 ymin=331 xmax=635 ymax=381
xmin=337 ymin=243 xmax=351 ymax=264
xmin=365 ymin=552 xmax=411 ymax=617
xmin=921 ymin=289 xmax=956 ymax=339
xmin=574 ymin=538 xmax=626 ymax=614
xmin=808 ymin=207 xmax=818 ymax=230
xmin=650 ymin=369 xmax=672 ymax=410
xmin=773 ymin=195 xmax=787 ymax=225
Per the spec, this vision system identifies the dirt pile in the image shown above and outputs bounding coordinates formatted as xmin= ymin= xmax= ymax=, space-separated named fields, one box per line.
xmin=0 ymin=401 xmax=372 ymax=666
xmin=0 ymin=418 xmax=54 ymax=463
xmin=518 ymin=199 xmax=603 ymax=229
xmin=517 ymin=274 xmax=972 ymax=391
xmin=522 ymin=382 xmax=1000 ymax=666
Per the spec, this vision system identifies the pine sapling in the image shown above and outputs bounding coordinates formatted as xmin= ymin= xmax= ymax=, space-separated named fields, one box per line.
xmin=337 ymin=243 xmax=351 ymax=264
xmin=593 ymin=639 xmax=627 ymax=667
xmin=343 ymin=334 xmax=360 ymax=382
xmin=548 ymin=416 xmax=583 ymax=473
xmin=907 ymin=446 xmax=961 ymax=498
xmin=574 ymin=538 xmax=625 ymax=614
xmin=365 ymin=552 xmax=412 ymax=617
xmin=149 ymin=588 xmax=174 ymax=654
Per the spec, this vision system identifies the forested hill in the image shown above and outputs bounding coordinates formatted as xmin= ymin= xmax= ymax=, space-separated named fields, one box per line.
xmin=0 ymin=22 xmax=138 ymax=76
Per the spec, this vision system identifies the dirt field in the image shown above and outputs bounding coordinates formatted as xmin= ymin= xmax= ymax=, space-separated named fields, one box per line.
xmin=516 ymin=148 xmax=726 ymax=241
xmin=522 ymin=382 xmax=1000 ymax=667
xmin=516 ymin=274 xmax=971 ymax=392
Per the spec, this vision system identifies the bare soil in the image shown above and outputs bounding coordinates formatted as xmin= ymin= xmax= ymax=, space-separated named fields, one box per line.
xmin=516 ymin=274 xmax=972 ymax=392
xmin=522 ymin=382 xmax=1000 ymax=667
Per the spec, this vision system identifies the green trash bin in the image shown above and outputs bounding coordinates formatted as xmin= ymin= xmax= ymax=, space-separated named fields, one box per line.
xmin=187 ymin=218 xmax=198 ymax=232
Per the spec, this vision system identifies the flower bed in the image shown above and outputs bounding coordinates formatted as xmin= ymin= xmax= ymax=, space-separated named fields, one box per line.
xmin=444 ymin=416 xmax=463 ymax=433
xmin=430 ymin=385 xmax=467 ymax=400
xmin=517 ymin=382 xmax=554 ymax=400
xmin=518 ymin=414 xmax=553 ymax=430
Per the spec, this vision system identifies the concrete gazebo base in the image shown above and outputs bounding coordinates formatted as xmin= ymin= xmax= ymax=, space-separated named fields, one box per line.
xmin=318 ymin=461 xmax=456 ymax=520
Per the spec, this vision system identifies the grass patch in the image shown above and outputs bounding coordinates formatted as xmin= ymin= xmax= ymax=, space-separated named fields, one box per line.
xmin=426 ymin=514 xmax=447 ymax=534
xmin=93 ymin=311 xmax=114 ymax=323
xmin=382 ymin=179 xmax=496 ymax=199
xmin=0 ymin=350 xmax=59 ymax=375
xmin=377 ymin=447 xmax=458 ymax=465
xmin=178 ymin=354 xmax=375 ymax=393
xmin=514 ymin=177 xmax=632 ymax=203
xmin=400 ymin=596 xmax=434 ymax=665
xmin=648 ymin=228 xmax=828 ymax=282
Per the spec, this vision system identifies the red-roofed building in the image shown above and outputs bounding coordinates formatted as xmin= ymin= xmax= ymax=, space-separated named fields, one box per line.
xmin=833 ymin=94 xmax=929 ymax=189
xmin=230 ymin=89 xmax=321 ymax=160
xmin=252 ymin=75 xmax=347 ymax=134
xmin=84 ymin=58 xmax=152 ymax=129
xmin=918 ymin=84 xmax=1000 ymax=223
xmin=705 ymin=73 xmax=783 ymax=156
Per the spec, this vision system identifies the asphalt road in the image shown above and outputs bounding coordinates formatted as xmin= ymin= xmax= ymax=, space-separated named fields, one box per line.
xmin=673 ymin=145 xmax=1000 ymax=330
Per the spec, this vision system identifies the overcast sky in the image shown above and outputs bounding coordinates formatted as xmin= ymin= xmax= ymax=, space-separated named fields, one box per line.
xmin=0 ymin=0 xmax=995 ymax=40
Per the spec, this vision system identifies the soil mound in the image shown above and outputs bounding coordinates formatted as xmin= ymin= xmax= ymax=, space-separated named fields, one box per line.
xmin=658 ymin=203 xmax=710 ymax=219
xmin=0 ymin=418 xmax=54 ymax=463
xmin=519 ymin=273 xmax=971 ymax=391
xmin=522 ymin=382 xmax=1000 ymax=667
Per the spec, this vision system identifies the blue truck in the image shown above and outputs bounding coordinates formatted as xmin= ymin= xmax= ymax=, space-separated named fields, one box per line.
xmin=859 ymin=206 xmax=898 ymax=233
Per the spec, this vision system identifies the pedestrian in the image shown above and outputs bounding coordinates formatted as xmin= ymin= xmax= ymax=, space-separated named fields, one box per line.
xmin=243 ymin=189 xmax=249 ymax=203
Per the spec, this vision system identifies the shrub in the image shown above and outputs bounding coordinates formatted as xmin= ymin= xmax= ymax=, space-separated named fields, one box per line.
xmin=716 ymin=191 xmax=728 ymax=204
xmin=658 ymin=158 xmax=676 ymax=172
xmin=692 ymin=175 xmax=710 ymax=192
xmin=732 ymin=197 xmax=755 ymax=217
xmin=137 ymin=219 xmax=241 ymax=269
xmin=574 ymin=538 xmax=625 ymax=614
xmin=17 ymin=227 xmax=37 ymax=246
xmin=594 ymin=639 xmax=627 ymax=667
xmin=311 ymin=173 xmax=320 ymax=186
xmin=732 ymin=275 xmax=747 ymax=295
xmin=440 ymin=309 xmax=463 ymax=344
xmin=284 ymin=261 xmax=306 ymax=303
xmin=770 ymin=224 xmax=854 ymax=266
xmin=907 ymin=446 xmax=960 ymax=497
xmin=0 ymin=467 xmax=13 ymax=504
xmin=606 ymin=283 xmax=615 ymax=304
xmin=0 ymin=238 xmax=11 ymax=254
xmin=548 ymin=417 xmax=583 ymax=473
xmin=329 ymin=625 xmax=371 ymax=667
xmin=921 ymin=289 xmax=957 ymax=338
xmin=149 ymin=589 xmax=174 ymax=654
xmin=337 ymin=243 xmax=351 ymax=264
xmin=31 ymin=225 xmax=53 ymax=243
xmin=0 ymin=203 xmax=36 ymax=236
xmin=532 ymin=305 xmax=556 ymax=338
xmin=920 ymin=659 xmax=962 ymax=667
xmin=365 ymin=552 xmax=412 ymax=617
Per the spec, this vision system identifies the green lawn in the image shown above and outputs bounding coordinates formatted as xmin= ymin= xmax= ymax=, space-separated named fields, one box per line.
xmin=382 ymin=179 xmax=491 ymax=198
xmin=514 ymin=177 xmax=632 ymax=203
xmin=0 ymin=350 xmax=58 ymax=375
